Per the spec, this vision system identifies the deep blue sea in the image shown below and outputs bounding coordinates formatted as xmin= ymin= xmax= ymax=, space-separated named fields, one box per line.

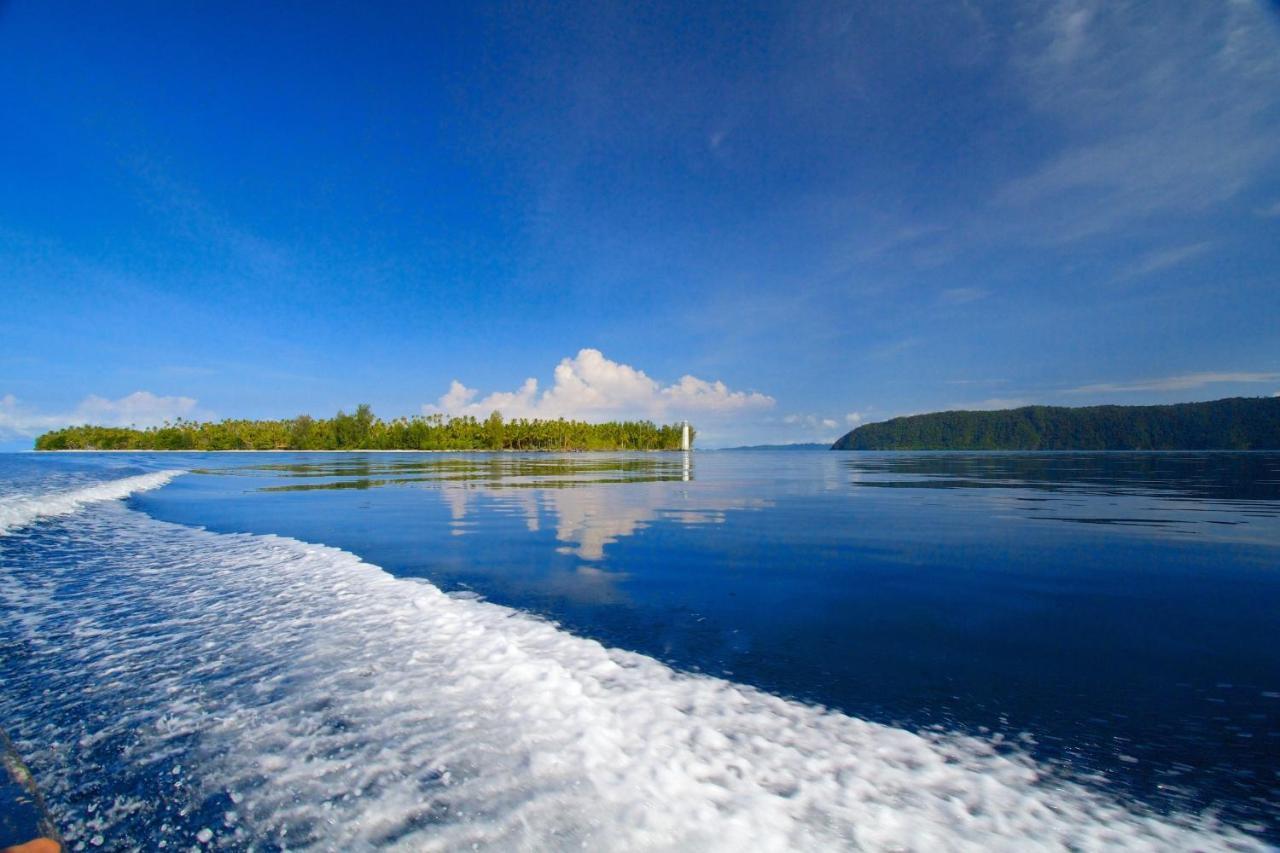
xmin=1 ymin=451 xmax=1277 ymax=850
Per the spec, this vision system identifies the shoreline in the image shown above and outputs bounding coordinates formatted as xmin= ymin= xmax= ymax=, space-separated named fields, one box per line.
xmin=28 ymin=448 xmax=693 ymax=454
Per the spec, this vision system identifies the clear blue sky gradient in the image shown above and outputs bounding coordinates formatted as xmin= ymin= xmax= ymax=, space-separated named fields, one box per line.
xmin=2 ymin=1 xmax=1279 ymax=447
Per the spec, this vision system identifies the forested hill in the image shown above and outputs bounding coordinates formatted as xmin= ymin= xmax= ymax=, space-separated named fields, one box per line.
xmin=832 ymin=397 xmax=1280 ymax=450
xmin=34 ymin=406 xmax=693 ymax=451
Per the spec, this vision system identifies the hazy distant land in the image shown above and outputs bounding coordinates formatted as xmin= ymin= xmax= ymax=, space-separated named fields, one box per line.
xmin=833 ymin=396 xmax=1280 ymax=451
xmin=715 ymin=443 xmax=830 ymax=451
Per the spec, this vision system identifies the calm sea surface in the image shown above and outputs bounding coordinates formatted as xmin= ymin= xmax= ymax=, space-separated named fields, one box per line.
xmin=1 ymin=451 xmax=1277 ymax=850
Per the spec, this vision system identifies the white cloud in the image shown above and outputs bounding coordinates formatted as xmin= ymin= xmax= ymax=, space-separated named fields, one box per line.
xmin=437 ymin=380 xmax=479 ymax=411
xmin=76 ymin=391 xmax=201 ymax=425
xmin=423 ymin=349 xmax=774 ymax=422
xmin=868 ymin=337 xmax=922 ymax=360
xmin=939 ymin=287 xmax=989 ymax=305
xmin=1000 ymin=0 xmax=1280 ymax=241
xmin=661 ymin=374 xmax=775 ymax=412
xmin=945 ymin=378 xmax=1008 ymax=387
xmin=977 ymin=397 xmax=1033 ymax=410
xmin=947 ymin=397 xmax=1035 ymax=411
xmin=1066 ymin=372 xmax=1280 ymax=394
xmin=845 ymin=412 xmax=864 ymax=426
xmin=0 ymin=391 xmax=204 ymax=438
xmin=1116 ymin=242 xmax=1212 ymax=280
xmin=781 ymin=413 xmax=840 ymax=439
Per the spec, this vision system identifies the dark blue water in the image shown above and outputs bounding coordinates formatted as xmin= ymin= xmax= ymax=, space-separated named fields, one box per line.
xmin=2 ymin=450 xmax=1278 ymax=848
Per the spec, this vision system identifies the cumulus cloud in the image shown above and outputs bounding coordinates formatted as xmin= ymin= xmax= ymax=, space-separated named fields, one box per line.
xmin=845 ymin=412 xmax=864 ymax=426
xmin=77 ymin=391 xmax=201 ymax=425
xmin=0 ymin=391 xmax=204 ymax=438
xmin=1066 ymin=372 xmax=1280 ymax=394
xmin=423 ymin=349 xmax=774 ymax=422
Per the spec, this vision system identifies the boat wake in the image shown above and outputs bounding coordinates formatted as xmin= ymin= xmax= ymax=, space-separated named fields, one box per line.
xmin=0 ymin=470 xmax=181 ymax=536
xmin=0 ymin=474 xmax=1262 ymax=850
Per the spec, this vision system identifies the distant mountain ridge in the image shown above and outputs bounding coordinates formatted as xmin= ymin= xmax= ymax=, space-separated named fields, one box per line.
xmin=716 ymin=443 xmax=831 ymax=451
xmin=832 ymin=396 xmax=1280 ymax=451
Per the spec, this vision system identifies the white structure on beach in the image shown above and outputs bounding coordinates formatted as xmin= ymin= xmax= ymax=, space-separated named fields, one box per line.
xmin=681 ymin=420 xmax=690 ymax=451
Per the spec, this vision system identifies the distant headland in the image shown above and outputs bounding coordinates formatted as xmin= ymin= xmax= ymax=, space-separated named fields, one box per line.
xmin=714 ymin=443 xmax=830 ymax=451
xmin=832 ymin=396 xmax=1280 ymax=451
xmin=34 ymin=406 xmax=694 ymax=452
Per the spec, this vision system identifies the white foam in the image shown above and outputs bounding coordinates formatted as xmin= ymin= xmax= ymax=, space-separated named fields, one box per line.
xmin=0 ymin=503 xmax=1264 ymax=851
xmin=0 ymin=471 xmax=182 ymax=536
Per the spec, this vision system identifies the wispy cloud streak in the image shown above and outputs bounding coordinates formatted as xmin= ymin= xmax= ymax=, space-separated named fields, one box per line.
xmin=1066 ymin=372 xmax=1280 ymax=394
xmin=999 ymin=0 xmax=1280 ymax=241
xmin=1116 ymin=242 xmax=1212 ymax=280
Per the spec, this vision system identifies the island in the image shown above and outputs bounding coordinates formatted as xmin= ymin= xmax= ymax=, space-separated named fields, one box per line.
xmin=832 ymin=396 xmax=1280 ymax=451
xmin=34 ymin=406 xmax=694 ymax=452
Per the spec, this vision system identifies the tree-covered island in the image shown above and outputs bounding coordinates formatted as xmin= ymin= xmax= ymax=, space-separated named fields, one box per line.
xmin=832 ymin=396 xmax=1280 ymax=450
xmin=34 ymin=406 xmax=695 ymax=451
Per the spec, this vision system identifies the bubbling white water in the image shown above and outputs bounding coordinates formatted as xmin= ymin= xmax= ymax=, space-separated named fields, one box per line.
xmin=0 ymin=470 xmax=181 ymax=536
xmin=0 ymin=478 xmax=1263 ymax=851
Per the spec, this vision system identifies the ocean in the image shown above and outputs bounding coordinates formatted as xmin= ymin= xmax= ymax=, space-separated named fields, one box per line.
xmin=1 ymin=450 xmax=1277 ymax=850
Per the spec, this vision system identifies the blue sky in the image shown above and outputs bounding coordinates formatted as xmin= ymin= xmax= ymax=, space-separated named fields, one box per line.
xmin=2 ymin=0 xmax=1279 ymax=448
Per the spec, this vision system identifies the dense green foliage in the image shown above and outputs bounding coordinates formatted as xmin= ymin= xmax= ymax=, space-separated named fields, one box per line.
xmin=832 ymin=397 xmax=1280 ymax=450
xmin=34 ymin=405 xmax=694 ymax=451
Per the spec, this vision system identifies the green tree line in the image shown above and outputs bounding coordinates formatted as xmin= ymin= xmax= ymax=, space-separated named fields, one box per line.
xmin=34 ymin=406 xmax=695 ymax=452
xmin=832 ymin=397 xmax=1280 ymax=450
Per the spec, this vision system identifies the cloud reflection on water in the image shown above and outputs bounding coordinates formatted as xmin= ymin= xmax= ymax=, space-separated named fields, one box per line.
xmin=242 ymin=452 xmax=769 ymax=563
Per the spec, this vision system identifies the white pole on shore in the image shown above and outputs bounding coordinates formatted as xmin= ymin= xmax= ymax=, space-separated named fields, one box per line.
xmin=680 ymin=420 xmax=691 ymax=481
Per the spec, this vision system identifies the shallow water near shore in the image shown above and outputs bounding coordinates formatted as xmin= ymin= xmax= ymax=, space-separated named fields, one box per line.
xmin=1 ymin=450 xmax=1278 ymax=849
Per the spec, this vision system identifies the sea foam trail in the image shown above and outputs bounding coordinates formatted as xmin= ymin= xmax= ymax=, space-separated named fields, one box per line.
xmin=0 ymin=470 xmax=182 ymax=536
xmin=0 ymin=503 xmax=1263 ymax=852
